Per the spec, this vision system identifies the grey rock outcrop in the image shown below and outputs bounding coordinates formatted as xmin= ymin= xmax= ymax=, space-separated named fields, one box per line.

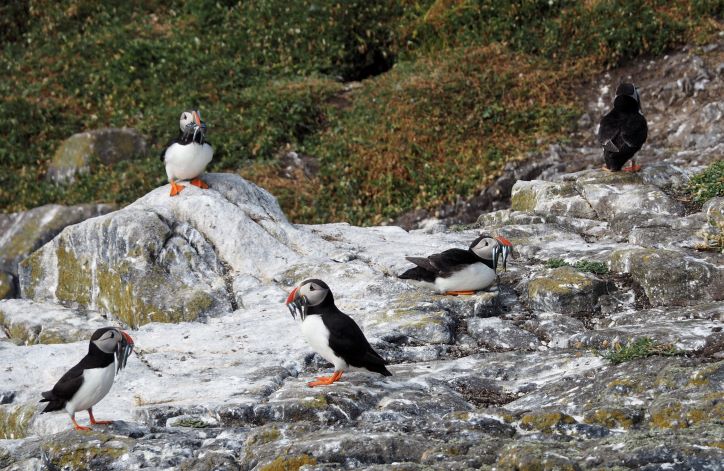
xmin=47 ymin=127 xmax=147 ymax=183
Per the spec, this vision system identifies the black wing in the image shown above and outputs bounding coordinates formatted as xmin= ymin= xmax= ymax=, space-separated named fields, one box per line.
xmin=40 ymin=362 xmax=85 ymax=412
xmin=621 ymin=113 xmax=647 ymax=151
xmin=324 ymin=311 xmax=391 ymax=376
xmin=427 ymin=248 xmax=480 ymax=277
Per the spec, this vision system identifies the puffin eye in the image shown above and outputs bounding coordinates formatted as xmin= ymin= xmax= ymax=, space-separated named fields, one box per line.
xmin=309 ymin=285 xmax=316 ymax=291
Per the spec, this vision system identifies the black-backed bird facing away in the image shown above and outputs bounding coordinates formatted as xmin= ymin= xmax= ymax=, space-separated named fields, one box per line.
xmin=40 ymin=327 xmax=134 ymax=431
xmin=160 ymin=110 xmax=214 ymax=196
xmin=285 ymin=279 xmax=392 ymax=387
xmin=399 ymin=235 xmax=513 ymax=295
xmin=598 ymin=83 xmax=648 ymax=172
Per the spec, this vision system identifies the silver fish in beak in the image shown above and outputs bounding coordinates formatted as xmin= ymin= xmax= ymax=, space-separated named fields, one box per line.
xmin=285 ymin=286 xmax=309 ymax=320
xmin=493 ymin=236 xmax=514 ymax=272
xmin=115 ymin=331 xmax=134 ymax=374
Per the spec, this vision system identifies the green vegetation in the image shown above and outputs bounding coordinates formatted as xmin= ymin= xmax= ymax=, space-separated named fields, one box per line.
xmin=602 ymin=337 xmax=682 ymax=365
xmin=1 ymin=1 xmax=720 ymax=224
xmin=545 ymin=258 xmax=609 ymax=275
xmin=686 ymin=160 xmax=724 ymax=204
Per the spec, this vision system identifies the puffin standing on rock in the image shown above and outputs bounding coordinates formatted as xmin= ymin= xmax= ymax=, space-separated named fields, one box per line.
xmin=399 ymin=234 xmax=513 ymax=295
xmin=40 ymin=327 xmax=134 ymax=431
xmin=161 ymin=109 xmax=214 ymax=196
xmin=598 ymin=83 xmax=648 ymax=172
xmin=285 ymin=279 xmax=392 ymax=387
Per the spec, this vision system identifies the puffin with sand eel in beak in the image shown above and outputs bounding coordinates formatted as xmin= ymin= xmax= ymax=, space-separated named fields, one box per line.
xmin=399 ymin=234 xmax=513 ymax=295
xmin=161 ymin=109 xmax=214 ymax=196
xmin=286 ymin=279 xmax=392 ymax=387
xmin=39 ymin=327 xmax=134 ymax=431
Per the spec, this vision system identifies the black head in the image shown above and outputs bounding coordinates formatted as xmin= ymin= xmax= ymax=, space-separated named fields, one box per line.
xmin=89 ymin=327 xmax=134 ymax=373
xmin=613 ymin=83 xmax=642 ymax=112
xmin=285 ymin=278 xmax=335 ymax=320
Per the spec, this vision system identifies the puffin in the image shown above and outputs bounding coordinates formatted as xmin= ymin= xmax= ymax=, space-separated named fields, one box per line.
xmin=598 ymin=82 xmax=648 ymax=172
xmin=40 ymin=327 xmax=134 ymax=431
xmin=285 ymin=279 xmax=392 ymax=387
xmin=160 ymin=109 xmax=214 ymax=196
xmin=398 ymin=234 xmax=513 ymax=295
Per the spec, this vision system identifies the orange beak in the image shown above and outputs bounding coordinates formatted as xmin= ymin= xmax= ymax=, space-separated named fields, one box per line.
xmin=285 ymin=286 xmax=299 ymax=305
xmin=495 ymin=236 xmax=512 ymax=247
xmin=193 ymin=110 xmax=201 ymax=127
xmin=121 ymin=331 xmax=134 ymax=347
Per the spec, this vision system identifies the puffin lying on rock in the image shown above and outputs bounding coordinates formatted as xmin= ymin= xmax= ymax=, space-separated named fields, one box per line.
xmin=286 ymin=279 xmax=392 ymax=387
xmin=40 ymin=327 xmax=134 ymax=431
xmin=161 ymin=110 xmax=214 ymax=196
xmin=399 ymin=234 xmax=513 ymax=295
xmin=598 ymin=83 xmax=648 ymax=172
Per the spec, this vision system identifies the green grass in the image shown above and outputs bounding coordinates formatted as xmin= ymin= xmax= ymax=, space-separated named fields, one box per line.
xmin=602 ymin=337 xmax=682 ymax=365
xmin=686 ymin=160 xmax=724 ymax=205
xmin=545 ymin=258 xmax=609 ymax=275
xmin=1 ymin=1 xmax=721 ymax=223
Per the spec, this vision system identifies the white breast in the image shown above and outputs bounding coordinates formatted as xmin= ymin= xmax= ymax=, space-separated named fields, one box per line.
xmin=434 ymin=262 xmax=497 ymax=293
xmin=301 ymin=315 xmax=347 ymax=371
xmin=65 ymin=363 xmax=116 ymax=415
xmin=164 ymin=142 xmax=214 ymax=181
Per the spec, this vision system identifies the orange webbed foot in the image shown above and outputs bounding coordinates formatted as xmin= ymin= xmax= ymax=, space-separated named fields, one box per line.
xmin=190 ymin=178 xmax=208 ymax=189
xmin=307 ymin=371 xmax=343 ymax=387
xmin=170 ymin=180 xmax=185 ymax=196
xmin=601 ymin=165 xmax=612 ymax=172
xmin=71 ymin=417 xmax=91 ymax=431
xmin=623 ymin=164 xmax=642 ymax=172
xmin=444 ymin=290 xmax=476 ymax=296
xmin=88 ymin=409 xmax=112 ymax=425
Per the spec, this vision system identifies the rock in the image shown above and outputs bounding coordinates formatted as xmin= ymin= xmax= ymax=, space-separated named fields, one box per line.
xmin=572 ymin=170 xmax=685 ymax=221
xmin=366 ymin=308 xmax=454 ymax=345
xmin=0 ymin=272 xmax=14 ymax=299
xmin=519 ymin=410 xmax=577 ymax=432
xmin=18 ymin=174 xmax=327 ymax=327
xmin=610 ymin=247 xmax=722 ymax=306
xmin=0 ymin=203 xmax=113 ymax=276
xmin=0 ymin=299 xmax=108 ymax=345
xmin=527 ymin=266 xmax=609 ymax=314
xmin=467 ymin=317 xmax=539 ymax=351
xmin=47 ymin=127 xmax=147 ymax=183
xmin=510 ymin=180 xmax=597 ymax=219
xmin=524 ymin=313 xmax=586 ymax=348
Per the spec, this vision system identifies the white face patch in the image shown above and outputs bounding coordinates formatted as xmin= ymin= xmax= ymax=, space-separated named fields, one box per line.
xmin=471 ymin=237 xmax=498 ymax=260
xmin=179 ymin=111 xmax=195 ymax=133
xmin=93 ymin=329 xmax=121 ymax=354
xmin=298 ymin=281 xmax=328 ymax=307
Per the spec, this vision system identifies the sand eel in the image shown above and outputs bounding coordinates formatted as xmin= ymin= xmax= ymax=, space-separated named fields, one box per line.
xmin=40 ymin=327 xmax=134 ymax=431
xmin=399 ymin=235 xmax=513 ymax=295
xmin=285 ymin=279 xmax=392 ymax=387
xmin=161 ymin=110 xmax=214 ymax=196
xmin=598 ymin=83 xmax=648 ymax=172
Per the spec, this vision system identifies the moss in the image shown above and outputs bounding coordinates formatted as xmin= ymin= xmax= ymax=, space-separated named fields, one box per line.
xmin=583 ymin=407 xmax=642 ymax=429
xmin=0 ymin=403 xmax=36 ymax=439
xmin=260 ymin=454 xmax=317 ymax=471
xmin=303 ymin=394 xmax=329 ymax=410
xmin=246 ymin=427 xmax=282 ymax=446
xmin=497 ymin=443 xmax=579 ymax=471
xmin=649 ymin=401 xmax=685 ymax=429
xmin=511 ymin=186 xmax=537 ymax=213
xmin=519 ymin=410 xmax=576 ymax=433
xmin=55 ymin=242 xmax=92 ymax=306
xmin=528 ymin=266 xmax=592 ymax=297
xmin=45 ymin=434 xmax=128 ymax=471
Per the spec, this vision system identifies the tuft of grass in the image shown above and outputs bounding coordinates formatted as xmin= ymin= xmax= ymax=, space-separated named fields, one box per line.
xmin=545 ymin=258 xmax=609 ymax=275
xmin=602 ymin=337 xmax=682 ymax=365
xmin=686 ymin=161 xmax=724 ymax=205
